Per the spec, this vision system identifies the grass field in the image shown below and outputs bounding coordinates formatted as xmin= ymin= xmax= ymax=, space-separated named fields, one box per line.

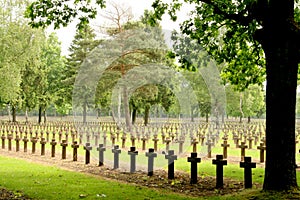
xmin=1 ymin=155 xmax=300 ymax=200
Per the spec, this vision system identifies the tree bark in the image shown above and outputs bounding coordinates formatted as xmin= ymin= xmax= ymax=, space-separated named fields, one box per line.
xmin=12 ymin=105 xmax=17 ymax=123
xmin=38 ymin=106 xmax=42 ymax=124
xmin=123 ymin=86 xmax=131 ymax=131
xmin=25 ymin=108 xmax=28 ymax=123
xmin=191 ymin=106 xmax=194 ymax=122
xmin=43 ymin=109 xmax=47 ymax=124
xmin=132 ymin=107 xmax=137 ymax=125
xmin=144 ymin=105 xmax=150 ymax=126
xmin=83 ymin=102 xmax=87 ymax=124
xmin=261 ymin=4 xmax=299 ymax=189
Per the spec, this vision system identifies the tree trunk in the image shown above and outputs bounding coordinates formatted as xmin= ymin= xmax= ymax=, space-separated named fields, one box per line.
xmin=247 ymin=116 xmax=251 ymax=123
xmin=12 ymin=105 xmax=17 ymax=123
xmin=261 ymin=12 xmax=298 ymax=189
xmin=132 ymin=108 xmax=137 ymax=125
xmin=191 ymin=106 xmax=194 ymax=122
xmin=123 ymin=86 xmax=131 ymax=131
xmin=7 ymin=104 xmax=11 ymax=122
xmin=38 ymin=106 xmax=42 ymax=124
xmin=43 ymin=109 xmax=47 ymax=124
xmin=83 ymin=102 xmax=87 ymax=124
xmin=144 ymin=105 xmax=150 ymax=126
xmin=205 ymin=113 xmax=209 ymax=123
xmin=25 ymin=108 xmax=28 ymax=123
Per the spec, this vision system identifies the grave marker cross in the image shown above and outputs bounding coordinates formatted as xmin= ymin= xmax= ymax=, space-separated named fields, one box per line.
xmin=221 ymin=140 xmax=230 ymax=159
xmin=187 ymin=152 xmax=201 ymax=184
xmin=61 ymin=140 xmax=68 ymax=159
xmin=40 ymin=138 xmax=47 ymax=156
xmin=50 ymin=139 xmax=57 ymax=157
xmin=165 ymin=150 xmax=177 ymax=179
xmin=84 ymin=143 xmax=93 ymax=164
xmin=146 ymin=148 xmax=157 ymax=176
xmin=97 ymin=144 xmax=106 ymax=166
xmin=71 ymin=141 xmax=80 ymax=161
xmin=212 ymin=155 xmax=227 ymax=188
xmin=240 ymin=156 xmax=256 ymax=188
xmin=257 ymin=143 xmax=266 ymax=163
xmin=128 ymin=146 xmax=138 ymax=173
xmin=112 ymin=145 xmax=121 ymax=169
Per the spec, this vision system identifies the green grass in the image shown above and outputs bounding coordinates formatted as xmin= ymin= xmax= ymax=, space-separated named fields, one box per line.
xmin=1 ymin=155 xmax=300 ymax=200
xmin=0 ymin=155 xmax=197 ymax=200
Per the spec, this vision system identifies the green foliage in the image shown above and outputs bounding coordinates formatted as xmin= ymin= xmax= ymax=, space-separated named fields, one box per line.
xmin=26 ymin=0 xmax=106 ymax=29
xmin=152 ymin=0 xmax=266 ymax=91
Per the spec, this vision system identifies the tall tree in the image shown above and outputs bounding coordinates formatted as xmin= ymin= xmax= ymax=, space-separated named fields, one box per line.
xmin=150 ymin=0 xmax=300 ymax=190
xmin=65 ymin=24 xmax=100 ymax=123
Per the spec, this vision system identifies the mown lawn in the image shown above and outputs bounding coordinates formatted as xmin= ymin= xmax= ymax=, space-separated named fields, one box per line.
xmin=1 ymin=155 xmax=300 ymax=199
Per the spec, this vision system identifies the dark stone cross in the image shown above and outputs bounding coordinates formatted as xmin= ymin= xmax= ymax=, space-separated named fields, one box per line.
xmin=7 ymin=134 xmax=13 ymax=151
xmin=165 ymin=150 xmax=177 ymax=179
xmin=84 ymin=143 xmax=92 ymax=164
xmin=112 ymin=145 xmax=121 ymax=169
xmin=15 ymin=135 xmax=21 ymax=152
xmin=212 ymin=155 xmax=227 ymax=188
xmin=40 ymin=138 xmax=47 ymax=156
xmin=221 ymin=140 xmax=230 ymax=159
xmin=71 ymin=141 xmax=80 ymax=161
xmin=60 ymin=140 xmax=68 ymax=160
xmin=97 ymin=144 xmax=106 ymax=166
xmin=146 ymin=148 xmax=157 ymax=176
xmin=187 ymin=152 xmax=201 ymax=184
xmin=31 ymin=137 xmax=38 ymax=154
xmin=240 ymin=156 xmax=256 ymax=188
xmin=22 ymin=136 xmax=29 ymax=152
xmin=128 ymin=146 xmax=138 ymax=173
xmin=238 ymin=142 xmax=248 ymax=161
xmin=1 ymin=134 xmax=5 ymax=149
xmin=257 ymin=142 xmax=266 ymax=163
xmin=50 ymin=139 xmax=57 ymax=157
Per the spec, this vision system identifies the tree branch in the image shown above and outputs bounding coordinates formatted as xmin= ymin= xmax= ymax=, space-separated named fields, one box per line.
xmin=199 ymin=0 xmax=253 ymax=26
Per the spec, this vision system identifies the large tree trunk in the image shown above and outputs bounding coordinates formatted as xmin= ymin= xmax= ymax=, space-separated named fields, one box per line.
xmin=261 ymin=3 xmax=299 ymax=189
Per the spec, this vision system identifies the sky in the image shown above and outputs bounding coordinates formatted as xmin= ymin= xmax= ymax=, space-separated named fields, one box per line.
xmin=51 ymin=0 xmax=192 ymax=56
